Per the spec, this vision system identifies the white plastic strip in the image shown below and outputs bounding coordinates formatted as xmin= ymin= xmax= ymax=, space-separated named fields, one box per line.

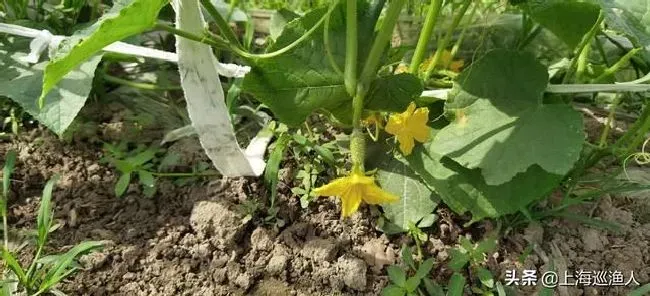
xmin=546 ymin=83 xmax=650 ymax=93
xmin=0 ymin=23 xmax=250 ymax=77
xmin=172 ymin=0 xmax=268 ymax=176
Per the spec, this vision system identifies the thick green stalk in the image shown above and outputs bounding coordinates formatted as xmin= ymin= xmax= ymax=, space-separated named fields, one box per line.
xmin=103 ymin=74 xmax=182 ymax=91
xmin=359 ymin=0 xmax=407 ymax=88
xmin=423 ymin=0 xmax=472 ymax=80
xmin=200 ymin=0 xmax=243 ymax=49
xmin=445 ymin=3 xmax=477 ymax=69
xmin=324 ymin=3 xmax=343 ymax=76
xmin=624 ymin=111 xmax=650 ymax=156
xmin=155 ymin=23 xmax=227 ymax=49
xmin=345 ymin=0 xmax=358 ymax=97
xmin=593 ymin=48 xmax=641 ymax=83
xmin=562 ymin=12 xmax=604 ymax=84
xmin=409 ymin=0 xmax=443 ymax=73
xmin=576 ymin=43 xmax=591 ymax=83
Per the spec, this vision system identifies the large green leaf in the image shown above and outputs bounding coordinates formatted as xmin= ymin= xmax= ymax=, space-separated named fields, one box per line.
xmin=524 ymin=0 xmax=601 ymax=48
xmin=406 ymin=137 xmax=564 ymax=220
xmin=374 ymin=155 xmax=439 ymax=233
xmin=596 ymin=0 xmax=650 ymax=47
xmin=0 ymin=39 xmax=102 ymax=135
xmin=242 ymin=3 xmax=422 ymax=126
xmin=40 ymin=0 xmax=167 ymax=103
xmin=432 ymin=50 xmax=584 ymax=185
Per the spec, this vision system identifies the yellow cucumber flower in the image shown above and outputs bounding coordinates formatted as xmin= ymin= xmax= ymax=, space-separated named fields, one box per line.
xmin=385 ymin=102 xmax=430 ymax=155
xmin=440 ymin=50 xmax=465 ymax=73
xmin=313 ymin=172 xmax=398 ymax=218
xmin=363 ymin=112 xmax=383 ymax=128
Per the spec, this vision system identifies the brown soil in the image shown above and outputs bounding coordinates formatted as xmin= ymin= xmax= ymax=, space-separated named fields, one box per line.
xmin=1 ymin=122 xmax=649 ymax=296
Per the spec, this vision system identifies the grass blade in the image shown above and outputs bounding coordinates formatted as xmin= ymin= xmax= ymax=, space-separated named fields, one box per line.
xmin=1 ymin=248 xmax=26 ymax=285
xmin=39 ymin=241 xmax=103 ymax=293
xmin=264 ymin=134 xmax=291 ymax=208
xmin=2 ymin=150 xmax=16 ymax=200
xmin=37 ymin=175 xmax=59 ymax=249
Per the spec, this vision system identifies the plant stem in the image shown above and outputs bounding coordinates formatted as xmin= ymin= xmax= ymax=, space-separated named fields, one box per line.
xmin=595 ymin=35 xmax=610 ymax=67
xmin=359 ymin=0 xmax=407 ymax=88
xmin=103 ymin=74 xmax=182 ymax=91
xmin=409 ymin=0 xmax=443 ymax=73
xmin=613 ymin=102 xmax=650 ymax=150
xmin=562 ymin=11 xmax=604 ymax=85
xmin=576 ymin=43 xmax=591 ymax=83
xmin=349 ymin=0 xmax=406 ymax=172
xmin=155 ymin=22 xmax=227 ymax=49
xmin=593 ymin=48 xmax=641 ymax=83
xmin=624 ymin=110 xmax=650 ymax=156
xmin=324 ymin=2 xmax=343 ymax=76
xmin=200 ymin=0 xmax=243 ymax=49
xmin=152 ymin=171 xmax=220 ymax=177
xmin=599 ymin=95 xmax=622 ymax=148
xmin=221 ymin=4 xmax=337 ymax=60
xmin=344 ymin=0 xmax=358 ymax=97
xmin=445 ymin=3 xmax=477 ymax=69
xmin=423 ymin=0 xmax=472 ymax=81
xmin=2 ymin=214 xmax=7 ymax=251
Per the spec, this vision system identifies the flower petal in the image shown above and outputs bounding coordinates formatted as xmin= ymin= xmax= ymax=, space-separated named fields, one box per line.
xmin=341 ymin=185 xmax=363 ymax=217
xmin=362 ymin=183 xmax=399 ymax=204
xmin=385 ymin=115 xmax=403 ymax=135
xmin=409 ymin=108 xmax=430 ymax=143
xmin=397 ymin=134 xmax=415 ymax=155
xmin=313 ymin=176 xmax=351 ymax=197
xmin=405 ymin=102 xmax=417 ymax=116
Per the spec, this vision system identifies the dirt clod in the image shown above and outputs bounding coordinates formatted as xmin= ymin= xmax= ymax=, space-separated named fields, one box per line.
xmin=336 ymin=255 xmax=368 ymax=291
xmin=301 ymin=238 xmax=338 ymax=262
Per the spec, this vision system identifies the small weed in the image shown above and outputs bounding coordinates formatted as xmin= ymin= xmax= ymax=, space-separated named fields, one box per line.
xmin=1 ymin=151 xmax=103 ymax=296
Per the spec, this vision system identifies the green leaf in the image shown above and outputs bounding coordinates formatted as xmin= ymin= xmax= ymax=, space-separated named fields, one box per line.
xmin=387 ymin=266 xmax=407 ymax=287
xmin=1 ymin=249 xmax=26 ymax=285
xmin=524 ymin=1 xmax=601 ymax=48
xmin=364 ymin=73 xmax=424 ymax=113
xmin=597 ymin=0 xmax=650 ymax=48
xmin=0 ymin=39 xmax=102 ymax=135
xmin=137 ymin=170 xmax=155 ymax=188
xmin=476 ymin=267 xmax=495 ymax=289
xmin=270 ymin=8 xmax=300 ymax=40
xmin=115 ymin=173 xmax=131 ymax=197
xmin=415 ymin=258 xmax=435 ymax=279
xmin=382 ymin=285 xmax=406 ymax=296
xmin=475 ymin=236 xmax=498 ymax=255
xmin=126 ymin=147 xmax=158 ymax=167
xmin=448 ymin=249 xmax=470 ymax=272
xmin=40 ymin=0 xmax=168 ymax=103
xmin=417 ymin=213 xmax=437 ymax=228
xmin=629 ymin=283 xmax=650 ymax=296
xmin=264 ymin=134 xmax=291 ymax=207
xmin=432 ymin=50 xmax=583 ymax=185
xmin=422 ymin=278 xmax=444 ymax=296
xmin=447 ymin=273 xmax=466 ymax=296
xmin=375 ymin=155 xmax=439 ymax=233
xmin=37 ymin=175 xmax=59 ymax=249
xmin=401 ymin=245 xmax=417 ymax=271
xmin=406 ymin=136 xmax=563 ymax=219
xmin=404 ymin=277 xmax=420 ymax=292
xmin=242 ymin=3 xmax=420 ymax=125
